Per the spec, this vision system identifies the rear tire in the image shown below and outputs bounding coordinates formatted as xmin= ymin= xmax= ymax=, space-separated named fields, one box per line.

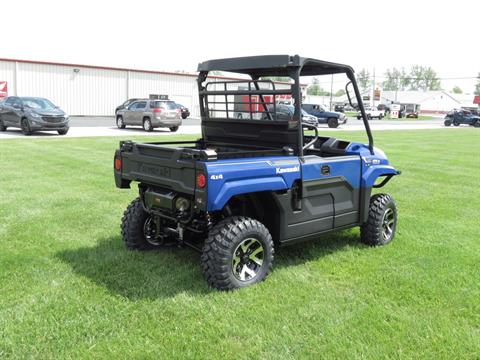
xmin=57 ymin=128 xmax=69 ymax=135
xmin=116 ymin=116 xmax=126 ymax=129
xmin=0 ymin=118 xmax=6 ymax=131
xmin=121 ymin=197 xmax=161 ymax=250
xmin=169 ymin=126 xmax=179 ymax=132
xmin=21 ymin=118 xmax=32 ymax=136
xmin=361 ymin=194 xmax=397 ymax=246
xmin=201 ymin=216 xmax=274 ymax=290
xmin=474 ymin=121 xmax=480 ymax=128
xmin=327 ymin=117 xmax=339 ymax=128
xmin=453 ymin=121 xmax=460 ymax=127
xmin=143 ymin=118 xmax=153 ymax=132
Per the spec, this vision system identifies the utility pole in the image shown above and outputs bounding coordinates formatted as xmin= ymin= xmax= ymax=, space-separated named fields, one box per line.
xmin=330 ymin=74 xmax=333 ymax=110
xmin=372 ymin=67 xmax=376 ymax=108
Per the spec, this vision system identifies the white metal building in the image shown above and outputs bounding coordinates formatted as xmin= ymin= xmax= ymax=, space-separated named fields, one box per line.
xmin=0 ymin=58 xmax=308 ymax=117
xmin=0 ymin=58 xmax=203 ymax=117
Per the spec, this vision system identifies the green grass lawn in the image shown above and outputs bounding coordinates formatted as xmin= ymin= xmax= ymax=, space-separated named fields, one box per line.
xmin=1 ymin=130 xmax=479 ymax=358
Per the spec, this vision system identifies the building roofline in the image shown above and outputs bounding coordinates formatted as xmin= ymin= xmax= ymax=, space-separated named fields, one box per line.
xmin=0 ymin=57 xmax=297 ymax=86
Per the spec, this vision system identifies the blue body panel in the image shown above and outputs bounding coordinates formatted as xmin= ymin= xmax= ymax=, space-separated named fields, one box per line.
xmin=201 ymin=141 xmax=399 ymax=212
xmin=203 ymin=157 xmax=301 ymax=211
xmin=301 ymin=155 xmax=361 ymax=188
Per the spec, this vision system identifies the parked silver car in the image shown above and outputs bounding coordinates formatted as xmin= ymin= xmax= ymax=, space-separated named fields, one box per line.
xmin=0 ymin=96 xmax=69 ymax=135
xmin=115 ymin=99 xmax=182 ymax=132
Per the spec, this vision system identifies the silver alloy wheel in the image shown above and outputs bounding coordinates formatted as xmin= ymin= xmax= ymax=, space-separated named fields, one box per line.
xmin=381 ymin=208 xmax=395 ymax=242
xmin=143 ymin=119 xmax=151 ymax=131
xmin=232 ymin=238 xmax=264 ymax=281
xmin=117 ymin=117 xmax=123 ymax=128
xmin=143 ymin=217 xmax=161 ymax=246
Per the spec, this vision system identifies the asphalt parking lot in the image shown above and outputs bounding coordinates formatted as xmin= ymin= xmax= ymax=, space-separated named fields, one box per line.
xmin=0 ymin=115 xmax=457 ymax=139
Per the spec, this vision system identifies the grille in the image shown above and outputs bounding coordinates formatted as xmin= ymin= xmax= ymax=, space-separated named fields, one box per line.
xmin=42 ymin=116 xmax=64 ymax=123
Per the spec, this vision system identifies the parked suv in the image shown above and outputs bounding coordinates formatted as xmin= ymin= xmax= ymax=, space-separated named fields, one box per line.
xmin=116 ymin=99 xmax=182 ymax=132
xmin=302 ymin=103 xmax=347 ymax=128
xmin=0 ymin=96 xmax=69 ymax=135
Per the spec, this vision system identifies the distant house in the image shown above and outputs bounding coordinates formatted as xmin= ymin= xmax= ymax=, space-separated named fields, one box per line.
xmin=381 ymin=91 xmax=477 ymax=114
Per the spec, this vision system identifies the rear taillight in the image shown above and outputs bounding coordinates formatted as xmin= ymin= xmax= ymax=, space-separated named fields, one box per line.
xmin=114 ymin=157 xmax=122 ymax=171
xmin=196 ymin=173 xmax=206 ymax=188
xmin=153 ymin=108 xmax=163 ymax=113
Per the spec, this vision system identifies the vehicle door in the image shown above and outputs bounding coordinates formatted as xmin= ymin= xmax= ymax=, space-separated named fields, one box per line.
xmin=132 ymin=100 xmax=147 ymax=125
xmin=1 ymin=97 xmax=16 ymax=125
xmin=295 ymin=151 xmax=362 ymax=236
xmin=315 ymin=105 xmax=328 ymax=122
xmin=11 ymin=98 xmax=24 ymax=126
xmin=123 ymin=101 xmax=139 ymax=125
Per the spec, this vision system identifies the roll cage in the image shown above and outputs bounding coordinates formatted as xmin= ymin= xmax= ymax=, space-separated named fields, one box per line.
xmin=197 ymin=55 xmax=374 ymax=156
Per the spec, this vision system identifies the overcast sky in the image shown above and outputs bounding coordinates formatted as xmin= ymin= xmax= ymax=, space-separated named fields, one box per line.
xmin=2 ymin=0 xmax=478 ymax=93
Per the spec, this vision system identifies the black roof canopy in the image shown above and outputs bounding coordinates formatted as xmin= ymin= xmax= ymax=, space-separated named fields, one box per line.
xmin=197 ymin=55 xmax=354 ymax=77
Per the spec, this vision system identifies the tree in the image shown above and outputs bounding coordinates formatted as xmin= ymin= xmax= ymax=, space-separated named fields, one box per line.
xmin=475 ymin=73 xmax=480 ymax=96
xmin=334 ymin=89 xmax=346 ymax=97
xmin=408 ymin=65 xmax=441 ymax=91
xmin=452 ymin=86 xmax=462 ymax=94
xmin=383 ymin=68 xmax=410 ymax=91
xmin=306 ymin=78 xmax=330 ymax=96
xmin=357 ymin=69 xmax=370 ymax=92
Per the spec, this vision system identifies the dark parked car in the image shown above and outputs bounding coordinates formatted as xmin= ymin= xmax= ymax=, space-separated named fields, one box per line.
xmin=174 ymin=103 xmax=190 ymax=119
xmin=334 ymin=104 xmax=345 ymax=113
xmin=302 ymin=103 xmax=347 ymax=128
xmin=444 ymin=109 xmax=480 ymax=127
xmin=261 ymin=104 xmax=318 ymax=126
xmin=115 ymin=99 xmax=182 ymax=132
xmin=0 ymin=96 xmax=69 ymax=135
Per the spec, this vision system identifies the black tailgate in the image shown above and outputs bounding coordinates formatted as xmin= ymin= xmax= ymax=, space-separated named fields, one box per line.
xmin=115 ymin=142 xmax=197 ymax=194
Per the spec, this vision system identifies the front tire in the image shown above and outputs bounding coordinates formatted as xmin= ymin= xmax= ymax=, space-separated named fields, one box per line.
xmin=21 ymin=118 xmax=32 ymax=136
xmin=474 ymin=121 xmax=480 ymax=128
xmin=143 ymin=118 xmax=153 ymax=132
xmin=444 ymin=119 xmax=452 ymax=126
xmin=327 ymin=117 xmax=339 ymax=128
xmin=121 ymin=197 xmax=161 ymax=250
xmin=453 ymin=121 xmax=460 ymax=127
xmin=116 ymin=116 xmax=126 ymax=129
xmin=201 ymin=216 xmax=274 ymax=290
xmin=169 ymin=126 xmax=179 ymax=132
xmin=0 ymin=117 xmax=6 ymax=131
xmin=361 ymin=194 xmax=397 ymax=246
xmin=58 ymin=128 xmax=69 ymax=135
